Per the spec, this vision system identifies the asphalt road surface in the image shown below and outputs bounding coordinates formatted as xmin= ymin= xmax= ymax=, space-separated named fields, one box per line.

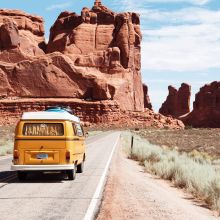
xmin=0 ymin=132 xmax=120 ymax=220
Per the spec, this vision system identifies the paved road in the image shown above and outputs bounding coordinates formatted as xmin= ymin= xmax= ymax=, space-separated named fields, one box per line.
xmin=0 ymin=132 xmax=120 ymax=220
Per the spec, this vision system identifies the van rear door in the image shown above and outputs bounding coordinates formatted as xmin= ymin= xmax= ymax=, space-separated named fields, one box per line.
xmin=16 ymin=122 xmax=66 ymax=165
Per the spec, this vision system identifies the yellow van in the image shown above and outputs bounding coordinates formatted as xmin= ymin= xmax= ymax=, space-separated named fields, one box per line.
xmin=11 ymin=107 xmax=86 ymax=181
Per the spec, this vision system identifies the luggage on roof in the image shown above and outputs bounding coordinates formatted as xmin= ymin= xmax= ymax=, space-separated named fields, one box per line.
xmin=21 ymin=107 xmax=80 ymax=123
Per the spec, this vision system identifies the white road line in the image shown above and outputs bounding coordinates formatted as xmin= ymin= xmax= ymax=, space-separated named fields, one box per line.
xmin=83 ymin=133 xmax=120 ymax=220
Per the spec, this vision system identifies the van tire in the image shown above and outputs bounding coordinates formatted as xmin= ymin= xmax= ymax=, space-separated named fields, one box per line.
xmin=77 ymin=161 xmax=84 ymax=173
xmin=17 ymin=171 xmax=27 ymax=181
xmin=67 ymin=165 xmax=76 ymax=180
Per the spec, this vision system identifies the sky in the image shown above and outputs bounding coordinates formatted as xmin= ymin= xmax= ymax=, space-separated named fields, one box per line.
xmin=1 ymin=0 xmax=220 ymax=111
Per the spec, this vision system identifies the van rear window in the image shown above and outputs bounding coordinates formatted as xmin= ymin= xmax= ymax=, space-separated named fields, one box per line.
xmin=23 ymin=123 xmax=64 ymax=136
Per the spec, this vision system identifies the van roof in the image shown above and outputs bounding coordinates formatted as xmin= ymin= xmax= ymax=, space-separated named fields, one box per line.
xmin=21 ymin=111 xmax=80 ymax=123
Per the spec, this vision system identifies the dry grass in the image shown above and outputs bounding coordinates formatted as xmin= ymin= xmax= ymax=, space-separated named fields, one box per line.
xmin=122 ymin=131 xmax=220 ymax=213
xmin=88 ymin=130 xmax=103 ymax=137
xmin=135 ymin=128 xmax=220 ymax=159
xmin=0 ymin=125 xmax=14 ymax=156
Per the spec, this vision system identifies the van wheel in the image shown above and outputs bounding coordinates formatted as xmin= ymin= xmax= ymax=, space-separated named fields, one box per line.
xmin=77 ymin=160 xmax=84 ymax=173
xmin=17 ymin=171 xmax=27 ymax=181
xmin=67 ymin=165 xmax=76 ymax=180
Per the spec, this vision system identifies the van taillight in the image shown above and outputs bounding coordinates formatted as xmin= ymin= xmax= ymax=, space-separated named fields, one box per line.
xmin=66 ymin=151 xmax=70 ymax=161
xmin=13 ymin=150 xmax=19 ymax=160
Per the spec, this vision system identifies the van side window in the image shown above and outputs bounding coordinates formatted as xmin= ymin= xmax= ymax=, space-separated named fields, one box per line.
xmin=74 ymin=124 xmax=84 ymax=137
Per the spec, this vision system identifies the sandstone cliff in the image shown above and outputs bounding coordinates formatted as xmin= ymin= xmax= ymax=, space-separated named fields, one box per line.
xmin=0 ymin=9 xmax=45 ymax=58
xmin=181 ymin=81 xmax=220 ymax=128
xmin=0 ymin=2 xmax=184 ymax=129
xmin=0 ymin=98 xmax=184 ymax=129
xmin=159 ymin=83 xmax=191 ymax=118
xmin=0 ymin=3 xmax=144 ymax=112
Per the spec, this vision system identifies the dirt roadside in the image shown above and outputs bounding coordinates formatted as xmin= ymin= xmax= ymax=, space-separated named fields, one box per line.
xmin=97 ymin=144 xmax=219 ymax=220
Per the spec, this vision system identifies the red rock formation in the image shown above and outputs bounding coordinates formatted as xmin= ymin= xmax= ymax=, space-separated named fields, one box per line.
xmin=0 ymin=4 xmax=184 ymax=129
xmin=0 ymin=9 xmax=45 ymax=58
xmin=143 ymin=84 xmax=152 ymax=110
xmin=159 ymin=83 xmax=191 ymax=117
xmin=0 ymin=3 xmax=144 ymax=112
xmin=181 ymin=81 xmax=220 ymax=128
xmin=0 ymin=98 xmax=184 ymax=129
xmin=46 ymin=1 xmax=144 ymax=111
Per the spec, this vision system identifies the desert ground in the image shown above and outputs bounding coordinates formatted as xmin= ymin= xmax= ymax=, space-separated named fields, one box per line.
xmin=97 ymin=140 xmax=218 ymax=220
xmin=136 ymin=128 xmax=220 ymax=158
xmin=1 ymin=126 xmax=220 ymax=219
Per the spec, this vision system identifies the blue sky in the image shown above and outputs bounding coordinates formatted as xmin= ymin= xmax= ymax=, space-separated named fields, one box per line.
xmin=1 ymin=0 xmax=220 ymax=111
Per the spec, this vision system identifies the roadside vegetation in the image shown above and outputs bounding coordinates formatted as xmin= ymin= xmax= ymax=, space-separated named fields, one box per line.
xmin=122 ymin=131 xmax=220 ymax=213
xmin=87 ymin=130 xmax=103 ymax=137
xmin=0 ymin=125 xmax=14 ymax=156
xmin=135 ymin=128 xmax=220 ymax=158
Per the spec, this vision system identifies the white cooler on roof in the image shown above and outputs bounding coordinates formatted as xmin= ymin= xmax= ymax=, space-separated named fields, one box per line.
xmin=22 ymin=111 xmax=80 ymax=123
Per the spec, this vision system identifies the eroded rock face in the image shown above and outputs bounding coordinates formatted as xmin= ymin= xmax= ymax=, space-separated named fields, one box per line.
xmin=0 ymin=4 xmax=185 ymax=129
xmin=0 ymin=98 xmax=184 ymax=129
xmin=182 ymin=81 xmax=220 ymax=128
xmin=46 ymin=2 xmax=143 ymax=111
xmin=0 ymin=18 xmax=20 ymax=49
xmin=0 ymin=3 xmax=144 ymax=111
xmin=159 ymin=83 xmax=191 ymax=117
xmin=0 ymin=9 xmax=45 ymax=58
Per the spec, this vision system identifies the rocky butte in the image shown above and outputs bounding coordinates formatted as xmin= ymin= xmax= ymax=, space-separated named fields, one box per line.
xmin=159 ymin=83 xmax=191 ymax=118
xmin=0 ymin=1 xmax=184 ymax=129
xmin=181 ymin=81 xmax=220 ymax=128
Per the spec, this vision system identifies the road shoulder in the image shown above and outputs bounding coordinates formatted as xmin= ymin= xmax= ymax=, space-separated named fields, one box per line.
xmin=97 ymin=143 xmax=218 ymax=220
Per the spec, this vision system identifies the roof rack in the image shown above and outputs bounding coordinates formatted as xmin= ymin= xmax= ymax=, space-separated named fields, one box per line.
xmin=45 ymin=106 xmax=74 ymax=114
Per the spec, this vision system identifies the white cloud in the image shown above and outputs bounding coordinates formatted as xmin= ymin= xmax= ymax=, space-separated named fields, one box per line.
xmin=46 ymin=2 xmax=71 ymax=11
xmin=134 ymin=6 xmax=220 ymax=72
xmin=112 ymin=0 xmax=210 ymax=12
xmin=139 ymin=7 xmax=220 ymax=24
xmin=144 ymin=0 xmax=210 ymax=5
xmin=142 ymin=22 xmax=220 ymax=71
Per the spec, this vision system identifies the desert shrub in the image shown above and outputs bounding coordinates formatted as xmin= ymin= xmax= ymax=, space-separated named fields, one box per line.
xmin=0 ymin=126 xmax=14 ymax=156
xmin=122 ymin=132 xmax=220 ymax=213
xmin=189 ymin=149 xmax=212 ymax=164
xmin=0 ymin=140 xmax=13 ymax=156
xmin=87 ymin=131 xmax=103 ymax=137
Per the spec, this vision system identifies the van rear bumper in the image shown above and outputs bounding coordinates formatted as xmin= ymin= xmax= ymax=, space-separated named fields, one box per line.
xmin=11 ymin=164 xmax=75 ymax=171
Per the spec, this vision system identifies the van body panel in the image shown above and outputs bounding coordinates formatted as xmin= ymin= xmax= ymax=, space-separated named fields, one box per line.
xmin=12 ymin=119 xmax=86 ymax=171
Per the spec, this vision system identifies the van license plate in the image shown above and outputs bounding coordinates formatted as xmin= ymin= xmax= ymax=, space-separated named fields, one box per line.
xmin=36 ymin=154 xmax=48 ymax=159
